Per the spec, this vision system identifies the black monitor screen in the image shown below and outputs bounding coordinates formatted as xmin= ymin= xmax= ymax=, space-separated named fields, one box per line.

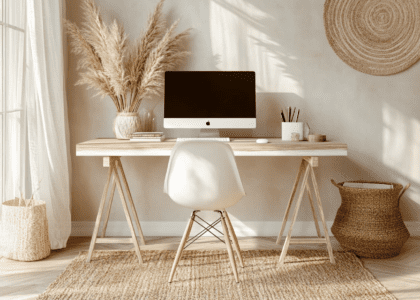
xmin=164 ymin=71 xmax=256 ymax=118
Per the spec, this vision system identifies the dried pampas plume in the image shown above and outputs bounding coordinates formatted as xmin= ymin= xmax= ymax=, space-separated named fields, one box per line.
xmin=65 ymin=0 xmax=190 ymax=112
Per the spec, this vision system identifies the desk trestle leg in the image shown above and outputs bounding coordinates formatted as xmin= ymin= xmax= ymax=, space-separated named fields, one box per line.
xmin=277 ymin=157 xmax=335 ymax=265
xmin=101 ymin=174 xmax=116 ymax=238
xmin=86 ymin=156 xmax=145 ymax=263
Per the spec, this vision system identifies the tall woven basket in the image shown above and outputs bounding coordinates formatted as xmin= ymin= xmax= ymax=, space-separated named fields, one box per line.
xmin=331 ymin=180 xmax=410 ymax=259
xmin=1 ymin=199 xmax=50 ymax=261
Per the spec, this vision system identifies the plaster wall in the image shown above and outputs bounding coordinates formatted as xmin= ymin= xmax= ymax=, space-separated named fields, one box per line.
xmin=66 ymin=0 xmax=420 ymax=235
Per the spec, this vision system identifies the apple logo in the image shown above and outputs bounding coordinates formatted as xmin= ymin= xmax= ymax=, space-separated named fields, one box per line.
xmin=206 ymin=121 xmax=210 ymax=126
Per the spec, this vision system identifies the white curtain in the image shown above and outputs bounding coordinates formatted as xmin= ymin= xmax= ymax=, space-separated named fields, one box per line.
xmin=1 ymin=0 xmax=27 ymax=207
xmin=26 ymin=0 xmax=71 ymax=249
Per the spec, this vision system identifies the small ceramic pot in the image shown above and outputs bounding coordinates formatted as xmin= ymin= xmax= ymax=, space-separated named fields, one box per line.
xmin=113 ymin=112 xmax=141 ymax=139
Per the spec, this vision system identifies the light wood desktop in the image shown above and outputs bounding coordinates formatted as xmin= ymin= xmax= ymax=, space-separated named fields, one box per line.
xmin=76 ymin=138 xmax=348 ymax=264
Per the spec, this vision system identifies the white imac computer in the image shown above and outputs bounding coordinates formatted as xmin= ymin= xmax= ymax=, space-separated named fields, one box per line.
xmin=164 ymin=71 xmax=256 ymax=141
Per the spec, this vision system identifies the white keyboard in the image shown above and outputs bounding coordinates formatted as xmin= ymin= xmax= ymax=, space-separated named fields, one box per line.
xmin=176 ymin=137 xmax=230 ymax=142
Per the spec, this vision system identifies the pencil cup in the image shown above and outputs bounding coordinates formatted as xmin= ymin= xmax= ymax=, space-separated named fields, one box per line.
xmin=282 ymin=122 xmax=304 ymax=141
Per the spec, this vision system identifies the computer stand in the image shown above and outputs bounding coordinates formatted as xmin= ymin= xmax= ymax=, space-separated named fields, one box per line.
xmin=198 ymin=129 xmax=221 ymax=138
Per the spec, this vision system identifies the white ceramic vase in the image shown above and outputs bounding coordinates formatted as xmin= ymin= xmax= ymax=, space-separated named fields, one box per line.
xmin=113 ymin=112 xmax=141 ymax=139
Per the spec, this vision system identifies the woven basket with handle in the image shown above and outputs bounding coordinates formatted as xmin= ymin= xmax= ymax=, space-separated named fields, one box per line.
xmin=0 ymin=198 xmax=50 ymax=261
xmin=331 ymin=180 xmax=410 ymax=259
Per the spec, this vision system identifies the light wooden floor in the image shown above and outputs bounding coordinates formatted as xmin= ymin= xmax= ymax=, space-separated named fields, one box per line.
xmin=1 ymin=236 xmax=419 ymax=300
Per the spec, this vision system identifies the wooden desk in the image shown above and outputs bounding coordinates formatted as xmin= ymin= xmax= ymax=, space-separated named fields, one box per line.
xmin=76 ymin=138 xmax=348 ymax=264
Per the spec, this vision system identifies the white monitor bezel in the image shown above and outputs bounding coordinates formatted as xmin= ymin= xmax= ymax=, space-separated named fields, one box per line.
xmin=164 ymin=118 xmax=256 ymax=129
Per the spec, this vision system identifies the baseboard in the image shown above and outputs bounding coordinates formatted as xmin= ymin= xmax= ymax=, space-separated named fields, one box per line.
xmin=71 ymin=221 xmax=420 ymax=237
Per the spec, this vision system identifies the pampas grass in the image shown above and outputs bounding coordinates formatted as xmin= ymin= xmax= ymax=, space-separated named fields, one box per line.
xmin=66 ymin=0 xmax=190 ymax=112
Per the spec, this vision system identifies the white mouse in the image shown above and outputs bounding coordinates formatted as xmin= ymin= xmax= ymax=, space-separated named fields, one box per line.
xmin=256 ymin=138 xmax=269 ymax=144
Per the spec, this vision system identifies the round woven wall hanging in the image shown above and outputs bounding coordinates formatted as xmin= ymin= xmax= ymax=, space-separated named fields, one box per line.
xmin=324 ymin=0 xmax=420 ymax=76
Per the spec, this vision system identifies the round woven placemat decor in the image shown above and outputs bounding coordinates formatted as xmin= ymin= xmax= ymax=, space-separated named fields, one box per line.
xmin=324 ymin=0 xmax=420 ymax=75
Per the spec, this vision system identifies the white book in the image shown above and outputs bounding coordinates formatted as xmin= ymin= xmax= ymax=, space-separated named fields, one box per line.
xmin=131 ymin=132 xmax=163 ymax=137
xmin=343 ymin=182 xmax=393 ymax=189
xmin=130 ymin=135 xmax=165 ymax=142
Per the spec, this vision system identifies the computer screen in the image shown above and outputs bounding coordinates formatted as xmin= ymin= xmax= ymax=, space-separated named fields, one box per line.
xmin=164 ymin=71 xmax=256 ymax=129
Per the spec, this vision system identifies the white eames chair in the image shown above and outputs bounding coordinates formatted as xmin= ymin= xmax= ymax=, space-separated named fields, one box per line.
xmin=164 ymin=141 xmax=246 ymax=283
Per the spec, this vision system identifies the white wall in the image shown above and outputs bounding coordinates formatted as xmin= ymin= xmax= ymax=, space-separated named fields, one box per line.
xmin=67 ymin=0 xmax=420 ymax=236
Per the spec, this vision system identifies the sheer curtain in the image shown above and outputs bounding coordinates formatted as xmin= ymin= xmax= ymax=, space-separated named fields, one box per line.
xmin=26 ymin=0 xmax=71 ymax=249
xmin=0 ymin=0 xmax=27 ymax=214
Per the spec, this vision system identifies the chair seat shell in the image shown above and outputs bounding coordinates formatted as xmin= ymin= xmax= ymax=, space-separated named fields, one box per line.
xmin=164 ymin=141 xmax=245 ymax=210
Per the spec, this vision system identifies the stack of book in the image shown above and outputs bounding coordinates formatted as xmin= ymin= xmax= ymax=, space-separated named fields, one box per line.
xmin=130 ymin=132 xmax=165 ymax=142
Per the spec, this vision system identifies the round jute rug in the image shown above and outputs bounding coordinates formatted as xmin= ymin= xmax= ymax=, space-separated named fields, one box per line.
xmin=324 ymin=0 xmax=420 ymax=75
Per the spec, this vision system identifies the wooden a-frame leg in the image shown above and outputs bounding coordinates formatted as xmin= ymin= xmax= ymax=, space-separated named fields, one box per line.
xmin=309 ymin=166 xmax=335 ymax=264
xmin=115 ymin=158 xmax=146 ymax=245
xmin=220 ymin=211 xmax=239 ymax=283
xmin=278 ymin=161 xmax=311 ymax=265
xmin=169 ymin=212 xmax=195 ymax=283
xmin=276 ymin=160 xmax=306 ymax=245
xmin=113 ymin=161 xmax=144 ymax=263
xmin=306 ymin=182 xmax=322 ymax=238
xmin=101 ymin=175 xmax=116 ymax=238
xmin=87 ymin=161 xmax=114 ymax=262
xmin=223 ymin=209 xmax=244 ymax=268
xmin=278 ymin=157 xmax=335 ymax=265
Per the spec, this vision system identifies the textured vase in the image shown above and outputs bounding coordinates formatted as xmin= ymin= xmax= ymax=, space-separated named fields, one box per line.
xmin=113 ymin=112 xmax=141 ymax=139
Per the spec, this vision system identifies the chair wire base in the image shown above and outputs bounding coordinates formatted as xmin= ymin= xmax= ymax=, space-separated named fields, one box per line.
xmin=169 ymin=209 xmax=242 ymax=283
xmin=184 ymin=210 xmax=227 ymax=250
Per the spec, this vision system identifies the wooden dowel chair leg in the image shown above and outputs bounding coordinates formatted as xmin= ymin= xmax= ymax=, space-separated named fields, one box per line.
xmin=279 ymin=162 xmax=311 ymax=265
xmin=169 ymin=212 xmax=196 ymax=283
xmin=223 ymin=209 xmax=244 ymax=268
xmin=220 ymin=211 xmax=239 ymax=283
xmin=87 ymin=161 xmax=114 ymax=263
xmin=277 ymin=160 xmax=306 ymax=245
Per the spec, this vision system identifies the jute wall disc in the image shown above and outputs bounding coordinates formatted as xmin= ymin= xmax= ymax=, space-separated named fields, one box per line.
xmin=324 ymin=0 xmax=420 ymax=75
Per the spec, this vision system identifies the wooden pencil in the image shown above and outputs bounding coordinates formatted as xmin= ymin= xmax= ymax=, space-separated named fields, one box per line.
xmin=280 ymin=110 xmax=286 ymax=122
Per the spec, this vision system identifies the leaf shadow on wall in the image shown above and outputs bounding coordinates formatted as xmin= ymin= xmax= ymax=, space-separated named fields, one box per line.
xmin=209 ymin=0 xmax=304 ymax=94
xmin=209 ymin=0 xmax=420 ymax=224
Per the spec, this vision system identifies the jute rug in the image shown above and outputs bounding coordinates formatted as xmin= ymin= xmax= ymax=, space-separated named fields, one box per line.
xmin=37 ymin=250 xmax=396 ymax=300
